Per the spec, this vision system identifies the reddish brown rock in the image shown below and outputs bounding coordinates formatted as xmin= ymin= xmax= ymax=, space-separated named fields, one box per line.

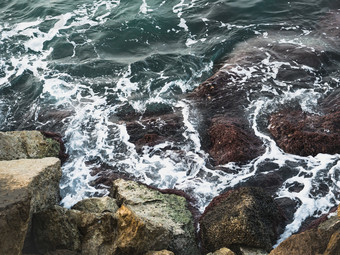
xmin=269 ymin=109 xmax=340 ymax=156
xmin=208 ymin=118 xmax=264 ymax=164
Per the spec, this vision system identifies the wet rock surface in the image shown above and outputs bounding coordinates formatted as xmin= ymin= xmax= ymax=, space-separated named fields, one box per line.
xmin=208 ymin=117 xmax=264 ymax=165
xmin=269 ymin=108 xmax=340 ymax=156
xmin=199 ymin=187 xmax=286 ymax=253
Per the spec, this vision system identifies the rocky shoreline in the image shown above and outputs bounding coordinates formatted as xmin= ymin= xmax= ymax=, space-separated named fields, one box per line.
xmin=0 ymin=130 xmax=339 ymax=255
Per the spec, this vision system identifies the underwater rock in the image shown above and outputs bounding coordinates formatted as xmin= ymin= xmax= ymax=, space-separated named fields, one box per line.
xmin=124 ymin=112 xmax=185 ymax=152
xmin=0 ymin=131 xmax=62 ymax=161
xmin=269 ymin=213 xmax=340 ymax=255
xmin=111 ymin=179 xmax=199 ymax=255
xmin=199 ymin=187 xmax=285 ymax=253
xmin=208 ymin=117 xmax=264 ymax=164
xmin=269 ymin=109 xmax=340 ymax=156
xmin=0 ymin=158 xmax=61 ymax=255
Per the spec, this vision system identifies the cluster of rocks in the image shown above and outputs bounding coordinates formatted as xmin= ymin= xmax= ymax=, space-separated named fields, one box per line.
xmin=0 ymin=129 xmax=339 ymax=255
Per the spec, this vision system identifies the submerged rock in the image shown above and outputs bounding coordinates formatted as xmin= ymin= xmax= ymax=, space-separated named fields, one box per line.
xmin=199 ymin=187 xmax=285 ymax=253
xmin=269 ymin=109 xmax=340 ymax=156
xmin=0 ymin=157 xmax=61 ymax=255
xmin=0 ymin=131 xmax=63 ymax=161
xmin=269 ymin=213 xmax=340 ymax=255
xmin=111 ymin=179 xmax=199 ymax=255
xmin=208 ymin=117 xmax=264 ymax=164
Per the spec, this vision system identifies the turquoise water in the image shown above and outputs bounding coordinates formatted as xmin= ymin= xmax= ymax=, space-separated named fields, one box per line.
xmin=1 ymin=0 xmax=340 ymax=244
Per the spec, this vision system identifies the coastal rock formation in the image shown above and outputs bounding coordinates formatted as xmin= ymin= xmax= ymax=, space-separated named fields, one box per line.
xmin=33 ymin=203 xmax=118 ymax=254
xmin=0 ymin=157 xmax=61 ymax=255
xmin=111 ymin=179 xmax=199 ymax=255
xmin=269 ymin=211 xmax=340 ymax=255
xmin=0 ymin=131 xmax=62 ymax=161
xmin=144 ymin=250 xmax=175 ymax=255
xmin=208 ymin=117 xmax=264 ymax=164
xmin=269 ymin=109 xmax=340 ymax=156
xmin=31 ymin=179 xmax=198 ymax=255
xmin=199 ymin=187 xmax=285 ymax=253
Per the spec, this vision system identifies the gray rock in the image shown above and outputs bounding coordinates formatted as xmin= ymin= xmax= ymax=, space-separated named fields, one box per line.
xmin=0 ymin=158 xmax=61 ymax=255
xmin=0 ymin=131 xmax=60 ymax=160
xmin=71 ymin=196 xmax=119 ymax=214
xmin=111 ymin=179 xmax=199 ymax=255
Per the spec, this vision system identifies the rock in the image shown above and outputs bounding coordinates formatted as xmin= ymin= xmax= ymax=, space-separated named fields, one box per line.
xmin=0 ymin=158 xmax=61 ymax=255
xmin=144 ymin=250 xmax=175 ymax=255
xmin=144 ymin=250 xmax=174 ymax=255
xmin=208 ymin=117 xmax=264 ymax=164
xmin=33 ymin=204 xmax=118 ymax=255
xmin=268 ymin=109 xmax=340 ymax=156
xmin=125 ymin=112 xmax=185 ymax=152
xmin=71 ymin=197 xmax=119 ymax=214
xmin=32 ymin=206 xmax=82 ymax=253
xmin=0 ymin=131 xmax=61 ymax=160
xmin=199 ymin=187 xmax=285 ymax=253
xmin=239 ymin=247 xmax=268 ymax=255
xmin=269 ymin=215 xmax=340 ymax=255
xmin=111 ymin=179 xmax=199 ymax=255
xmin=207 ymin=247 xmax=236 ymax=255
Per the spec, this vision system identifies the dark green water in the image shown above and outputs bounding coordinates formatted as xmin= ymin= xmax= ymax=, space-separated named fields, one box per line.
xmin=1 ymin=0 xmax=340 ymax=244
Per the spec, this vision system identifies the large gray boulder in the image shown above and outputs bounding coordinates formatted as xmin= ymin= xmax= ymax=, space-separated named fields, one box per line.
xmin=111 ymin=179 xmax=199 ymax=255
xmin=0 ymin=157 xmax=61 ymax=255
xmin=0 ymin=131 xmax=61 ymax=160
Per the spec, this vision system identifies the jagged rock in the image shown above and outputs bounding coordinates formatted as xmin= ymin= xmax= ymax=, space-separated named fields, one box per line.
xmin=144 ymin=250 xmax=175 ymax=255
xmin=208 ymin=117 xmax=264 ymax=164
xmin=111 ymin=179 xmax=199 ymax=255
xmin=0 ymin=131 xmax=61 ymax=160
xmin=269 ymin=214 xmax=340 ymax=255
xmin=71 ymin=197 xmax=119 ymax=214
xmin=268 ymin=109 xmax=340 ymax=156
xmin=199 ymin=187 xmax=285 ymax=253
xmin=33 ymin=204 xmax=118 ymax=255
xmin=207 ymin=247 xmax=236 ymax=255
xmin=0 ymin=158 xmax=61 ymax=255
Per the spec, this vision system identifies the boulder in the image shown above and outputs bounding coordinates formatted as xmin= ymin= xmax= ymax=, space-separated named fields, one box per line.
xmin=207 ymin=247 xmax=236 ymax=255
xmin=71 ymin=196 xmax=119 ymax=213
xmin=208 ymin=117 xmax=264 ymax=164
xmin=269 ymin=214 xmax=340 ymax=255
xmin=33 ymin=197 xmax=120 ymax=254
xmin=199 ymin=187 xmax=285 ymax=253
xmin=144 ymin=250 xmax=175 ymax=255
xmin=0 ymin=131 xmax=61 ymax=161
xmin=111 ymin=179 xmax=199 ymax=255
xmin=0 ymin=157 xmax=61 ymax=255
xmin=268 ymin=109 xmax=340 ymax=156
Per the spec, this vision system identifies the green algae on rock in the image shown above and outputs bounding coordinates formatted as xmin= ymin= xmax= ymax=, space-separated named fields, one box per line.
xmin=0 ymin=131 xmax=61 ymax=160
